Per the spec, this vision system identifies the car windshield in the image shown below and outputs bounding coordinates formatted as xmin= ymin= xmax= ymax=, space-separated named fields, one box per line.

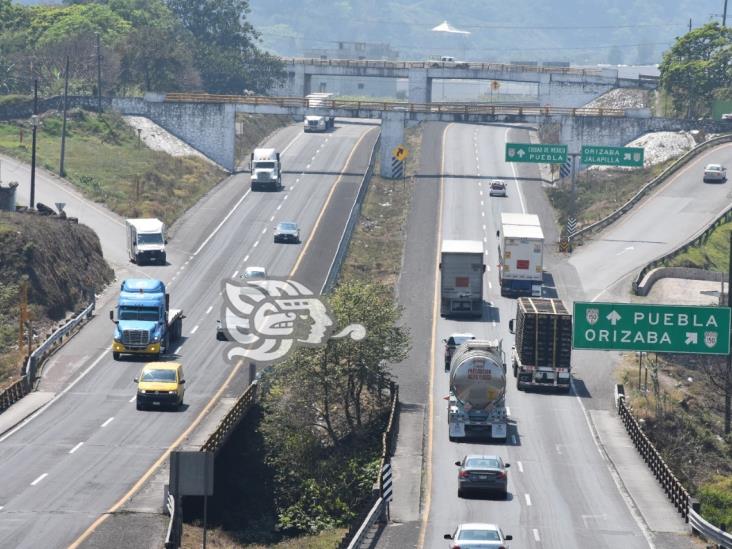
xmin=254 ymin=161 xmax=275 ymax=169
xmin=458 ymin=529 xmax=500 ymax=541
xmin=141 ymin=369 xmax=176 ymax=382
xmin=119 ymin=306 xmax=159 ymax=321
xmin=138 ymin=233 xmax=163 ymax=245
xmin=466 ymin=457 xmax=501 ymax=468
xmin=707 ymin=165 xmax=722 ymax=171
xmin=246 ymin=269 xmax=266 ymax=279
xmin=279 ymin=223 xmax=297 ymax=230
xmin=491 ymin=182 xmax=504 ymax=188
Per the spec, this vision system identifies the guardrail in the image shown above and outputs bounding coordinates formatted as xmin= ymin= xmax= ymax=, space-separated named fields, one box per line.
xmin=633 ymin=201 xmax=732 ymax=295
xmin=338 ymin=382 xmax=399 ymax=549
xmin=616 ymin=387 xmax=689 ymax=519
xmin=0 ymin=299 xmax=95 ymax=414
xmin=200 ymin=379 xmax=258 ymax=454
xmin=164 ymin=493 xmax=179 ymax=549
xmin=571 ymin=133 xmax=732 ymax=245
xmin=163 ymin=93 xmax=625 ymax=118
xmin=322 ymin=133 xmax=381 ymax=293
xmin=616 ymin=385 xmax=732 ymax=548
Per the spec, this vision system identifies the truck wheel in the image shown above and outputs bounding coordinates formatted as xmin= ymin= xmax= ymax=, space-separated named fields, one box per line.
xmin=516 ymin=380 xmax=523 ymax=391
xmin=113 ymin=352 xmax=120 ymax=361
xmin=161 ymin=252 xmax=167 ymax=265
xmin=512 ymin=363 xmax=517 ymax=378
xmin=136 ymin=400 xmax=143 ymax=411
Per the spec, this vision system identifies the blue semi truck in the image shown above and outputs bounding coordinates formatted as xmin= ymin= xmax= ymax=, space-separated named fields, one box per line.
xmin=110 ymin=279 xmax=184 ymax=360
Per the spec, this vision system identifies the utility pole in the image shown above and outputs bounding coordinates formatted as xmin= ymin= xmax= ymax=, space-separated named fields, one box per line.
xmin=689 ymin=18 xmax=692 ymax=32
xmin=60 ymin=56 xmax=70 ymax=177
xmin=29 ymin=80 xmax=38 ymax=210
xmin=724 ymin=0 xmax=728 ymax=26
xmin=95 ymin=32 xmax=102 ymax=113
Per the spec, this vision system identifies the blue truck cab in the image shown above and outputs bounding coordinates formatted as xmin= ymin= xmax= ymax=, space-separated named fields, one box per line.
xmin=110 ymin=278 xmax=184 ymax=360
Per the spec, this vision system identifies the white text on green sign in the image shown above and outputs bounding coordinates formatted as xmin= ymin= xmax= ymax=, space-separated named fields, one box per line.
xmin=581 ymin=146 xmax=644 ymax=167
xmin=505 ymin=143 xmax=567 ymax=164
xmin=572 ymin=302 xmax=731 ymax=355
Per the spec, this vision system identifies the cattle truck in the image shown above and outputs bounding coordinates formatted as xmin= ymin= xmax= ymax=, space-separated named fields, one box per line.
xmin=447 ymin=339 xmax=508 ymax=442
xmin=250 ymin=148 xmax=282 ymax=191
xmin=497 ymin=212 xmax=544 ymax=297
xmin=440 ymin=240 xmax=485 ymax=317
xmin=110 ymin=279 xmax=184 ymax=360
xmin=508 ymin=297 xmax=572 ymax=392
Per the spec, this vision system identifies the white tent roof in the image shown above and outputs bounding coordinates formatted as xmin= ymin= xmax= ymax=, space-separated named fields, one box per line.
xmin=431 ymin=20 xmax=471 ymax=35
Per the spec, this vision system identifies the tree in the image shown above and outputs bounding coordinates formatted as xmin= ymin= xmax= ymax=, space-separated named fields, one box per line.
xmin=660 ymin=23 xmax=732 ymax=118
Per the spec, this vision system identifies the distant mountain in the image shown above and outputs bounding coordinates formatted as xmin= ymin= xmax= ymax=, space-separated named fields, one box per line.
xmin=248 ymin=0 xmax=721 ymax=64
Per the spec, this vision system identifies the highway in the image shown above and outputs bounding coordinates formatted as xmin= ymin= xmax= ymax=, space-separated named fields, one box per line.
xmin=0 ymin=120 xmax=378 ymax=548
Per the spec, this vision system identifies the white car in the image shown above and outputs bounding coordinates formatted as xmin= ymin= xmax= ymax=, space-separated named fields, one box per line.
xmin=242 ymin=266 xmax=267 ymax=280
xmin=444 ymin=523 xmax=513 ymax=548
xmin=721 ymin=113 xmax=732 ymax=121
xmin=703 ymin=164 xmax=727 ymax=183
xmin=274 ymin=222 xmax=301 ymax=243
xmin=489 ymin=180 xmax=507 ymax=197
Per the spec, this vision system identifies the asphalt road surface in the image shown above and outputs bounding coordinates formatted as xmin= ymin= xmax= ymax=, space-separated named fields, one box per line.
xmin=0 ymin=120 xmax=378 ymax=548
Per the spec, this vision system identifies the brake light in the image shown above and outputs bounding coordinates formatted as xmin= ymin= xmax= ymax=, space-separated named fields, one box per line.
xmin=496 ymin=471 xmax=506 ymax=480
xmin=458 ymin=470 xmax=470 ymax=478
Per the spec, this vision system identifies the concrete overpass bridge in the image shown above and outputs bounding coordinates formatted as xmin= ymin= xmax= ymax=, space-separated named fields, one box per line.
xmin=273 ymin=57 xmax=660 ymax=107
xmin=104 ymin=92 xmax=705 ymax=177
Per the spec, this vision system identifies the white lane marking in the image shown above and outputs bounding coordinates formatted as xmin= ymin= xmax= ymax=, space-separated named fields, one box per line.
xmin=261 ymin=227 xmax=267 ymax=234
xmin=270 ymin=215 xmax=275 ymax=222
xmin=284 ymin=195 xmax=289 ymax=201
xmin=173 ymin=345 xmax=182 ymax=354
xmin=0 ymin=347 xmax=111 ymax=443
xmin=306 ymin=164 xmax=311 ymax=169
xmin=533 ymin=529 xmax=541 ymax=542
xmin=101 ymin=417 xmax=114 ymax=428
xmin=0 ymin=506 xmax=4 ymax=511
xmin=556 ymin=444 xmax=563 ymax=455
xmin=482 ymin=224 xmax=486 ymax=230
xmin=616 ymin=245 xmax=635 ymax=256
xmin=484 ymin=237 xmax=488 ymax=243
xmin=171 ymin=276 xmax=177 ymax=281
xmin=129 ymin=395 xmax=136 ymax=403
xmin=30 ymin=473 xmax=48 ymax=486
xmin=481 ymin=211 xmax=485 ymax=217
xmin=479 ymin=190 xmax=483 ymax=196
xmin=517 ymin=461 xmax=524 ymax=473
xmin=571 ymin=378 xmax=656 ymax=548
xmin=506 ymin=128 xmax=527 ymax=214
xmin=69 ymin=442 xmax=84 ymax=454
xmin=488 ymin=281 xmax=492 ymax=288
xmin=192 ymin=189 xmax=251 ymax=256
xmin=205 ymin=305 xmax=213 ymax=315
xmin=253 ymin=240 xmax=259 ymax=248
xmin=296 ymin=178 xmax=300 ymax=183
xmin=505 ymin=406 xmax=510 ymax=416
xmin=190 ymin=325 xmax=199 ymax=335
xmin=525 ymin=493 xmax=532 ymax=506
xmin=311 ymin=156 xmax=316 ymax=161
xmin=486 ymin=265 xmax=490 ymax=271
xmin=480 ymin=201 xmax=484 ymax=207
xmin=276 ymin=205 xmax=282 ymax=211
xmin=184 ymin=260 xmax=189 ymax=265
xmin=243 ymin=254 xmax=249 ymax=262
xmin=232 ymin=270 xmax=239 ymax=277
xmin=180 ymin=266 xmax=185 ymax=271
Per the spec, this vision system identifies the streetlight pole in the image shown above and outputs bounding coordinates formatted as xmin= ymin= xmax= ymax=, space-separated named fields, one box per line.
xmin=723 ymin=0 xmax=728 ymax=26
xmin=95 ymin=32 xmax=102 ymax=113
xmin=60 ymin=56 xmax=70 ymax=177
xmin=30 ymin=80 xmax=38 ymax=210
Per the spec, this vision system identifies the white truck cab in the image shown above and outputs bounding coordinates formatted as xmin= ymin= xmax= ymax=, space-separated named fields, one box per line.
xmin=125 ymin=218 xmax=166 ymax=265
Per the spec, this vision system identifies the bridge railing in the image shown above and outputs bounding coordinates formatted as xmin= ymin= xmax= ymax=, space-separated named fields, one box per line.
xmin=163 ymin=93 xmax=625 ymax=117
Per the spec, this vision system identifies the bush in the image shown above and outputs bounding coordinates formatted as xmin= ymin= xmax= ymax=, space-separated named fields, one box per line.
xmin=699 ymin=476 xmax=732 ymax=530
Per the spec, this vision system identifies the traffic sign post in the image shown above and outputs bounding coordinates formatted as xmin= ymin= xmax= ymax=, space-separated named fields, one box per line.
xmin=505 ymin=143 xmax=567 ymax=164
xmin=581 ymin=145 xmax=644 ymax=167
xmin=573 ymin=302 xmax=731 ymax=355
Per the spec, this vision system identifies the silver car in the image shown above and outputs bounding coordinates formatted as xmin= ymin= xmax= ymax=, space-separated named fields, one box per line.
xmin=444 ymin=523 xmax=512 ymax=548
xmin=489 ymin=180 xmax=507 ymax=197
xmin=274 ymin=222 xmax=301 ymax=243
xmin=456 ymin=454 xmax=509 ymax=498
xmin=703 ymin=164 xmax=727 ymax=183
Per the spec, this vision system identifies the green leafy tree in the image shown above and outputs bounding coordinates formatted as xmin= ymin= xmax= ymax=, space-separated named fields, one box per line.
xmin=660 ymin=22 xmax=732 ymax=118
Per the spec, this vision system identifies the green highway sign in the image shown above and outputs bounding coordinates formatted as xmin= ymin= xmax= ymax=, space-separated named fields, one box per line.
xmin=573 ymin=302 xmax=730 ymax=355
xmin=581 ymin=145 xmax=644 ymax=167
xmin=505 ymin=143 xmax=567 ymax=164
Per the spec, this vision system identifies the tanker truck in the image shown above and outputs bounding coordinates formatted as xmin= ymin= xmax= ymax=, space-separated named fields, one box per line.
xmin=447 ymin=339 xmax=508 ymax=442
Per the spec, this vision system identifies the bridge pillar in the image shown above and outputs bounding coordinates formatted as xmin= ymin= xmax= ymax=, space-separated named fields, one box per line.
xmin=408 ymin=68 xmax=430 ymax=104
xmin=379 ymin=111 xmax=406 ymax=179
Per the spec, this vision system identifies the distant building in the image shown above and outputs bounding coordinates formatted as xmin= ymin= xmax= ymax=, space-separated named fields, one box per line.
xmin=304 ymin=41 xmax=399 ymax=61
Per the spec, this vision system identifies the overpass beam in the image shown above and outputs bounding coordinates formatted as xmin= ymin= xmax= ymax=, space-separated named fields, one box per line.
xmin=379 ymin=111 xmax=406 ymax=179
xmin=408 ymin=68 xmax=430 ymax=104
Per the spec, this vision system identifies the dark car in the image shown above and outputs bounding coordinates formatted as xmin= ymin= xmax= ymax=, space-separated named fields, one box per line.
xmin=456 ymin=454 xmax=509 ymax=498
xmin=274 ymin=222 xmax=300 ymax=243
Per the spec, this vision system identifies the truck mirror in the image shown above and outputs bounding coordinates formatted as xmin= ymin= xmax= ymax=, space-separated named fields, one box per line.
xmin=164 ymin=239 xmax=168 ymax=245
xmin=438 ymin=263 xmax=442 ymax=269
xmin=496 ymin=230 xmax=500 ymax=237
xmin=133 ymin=378 xmax=138 ymax=383
xmin=454 ymin=460 xmax=461 ymax=466
xmin=505 ymin=535 xmax=513 ymax=541
xmin=443 ymin=534 xmax=453 ymax=540
xmin=483 ymin=265 xmax=486 ymax=273
xmin=508 ymin=319 xmax=515 ymax=334
xmin=504 ymin=463 xmax=510 ymax=467
xmin=180 ymin=379 xmax=186 ymax=384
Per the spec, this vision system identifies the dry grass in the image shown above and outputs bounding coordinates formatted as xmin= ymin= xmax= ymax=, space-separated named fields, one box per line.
xmin=182 ymin=525 xmax=347 ymax=549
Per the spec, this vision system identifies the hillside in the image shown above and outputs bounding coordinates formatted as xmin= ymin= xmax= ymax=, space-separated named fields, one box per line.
xmin=249 ymin=0 xmax=718 ymax=64
xmin=0 ymin=211 xmax=113 ymax=388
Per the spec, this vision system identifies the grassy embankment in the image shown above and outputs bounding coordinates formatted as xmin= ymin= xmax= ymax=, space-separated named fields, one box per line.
xmin=182 ymin=127 xmax=423 ymax=548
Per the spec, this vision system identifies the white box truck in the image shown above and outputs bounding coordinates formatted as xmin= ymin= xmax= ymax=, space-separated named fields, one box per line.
xmin=304 ymin=93 xmax=335 ymax=132
xmin=497 ymin=213 xmax=543 ymax=297
xmin=440 ymin=240 xmax=485 ymax=317
xmin=125 ymin=218 xmax=166 ymax=265
xmin=250 ymin=148 xmax=282 ymax=191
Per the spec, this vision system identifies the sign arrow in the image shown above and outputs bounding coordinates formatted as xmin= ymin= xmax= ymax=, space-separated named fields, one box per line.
xmin=517 ymin=149 xmax=525 ymax=158
xmin=685 ymin=332 xmax=698 ymax=345
xmin=606 ymin=310 xmax=622 ymax=325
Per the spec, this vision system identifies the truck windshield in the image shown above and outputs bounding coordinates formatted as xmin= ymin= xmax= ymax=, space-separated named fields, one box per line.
xmin=141 ymin=369 xmax=176 ymax=382
xmin=254 ymin=162 xmax=275 ymax=169
xmin=119 ymin=306 xmax=159 ymax=321
xmin=137 ymin=233 xmax=163 ymax=245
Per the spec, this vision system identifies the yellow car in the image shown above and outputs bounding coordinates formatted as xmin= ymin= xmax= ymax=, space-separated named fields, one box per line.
xmin=134 ymin=362 xmax=185 ymax=410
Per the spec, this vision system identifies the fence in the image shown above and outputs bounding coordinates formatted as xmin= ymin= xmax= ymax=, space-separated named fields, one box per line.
xmin=200 ymin=380 xmax=258 ymax=454
xmin=322 ymin=133 xmax=380 ymax=294
xmin=633 ymin=201 xmax=732 ymax=295
xmin=571 ymin=134 xmax=732 ymax=246
xmin=337 ymin=383 xmax=399 ymax=549
xmin=164 ymin=492 xmax=178 ymax=549
xmin=0 ymin=299 xmax=95 ymax=414
xmin=615 ymin=385 xmax=732 ymax=548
